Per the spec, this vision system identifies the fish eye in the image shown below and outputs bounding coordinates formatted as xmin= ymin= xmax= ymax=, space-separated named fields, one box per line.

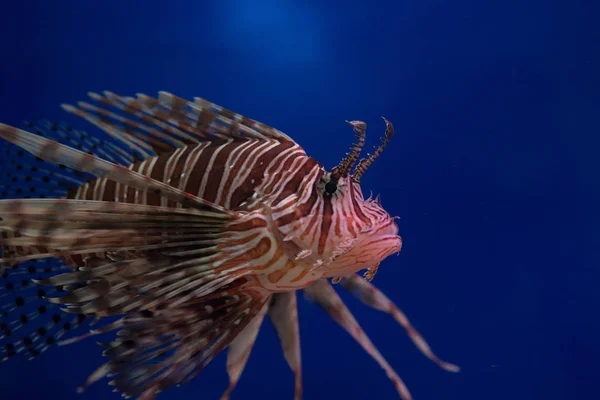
xmin=323 ymin=178 xmax=338 ymax=196
xmin=318 ymin=173 xmax=345 ymax=198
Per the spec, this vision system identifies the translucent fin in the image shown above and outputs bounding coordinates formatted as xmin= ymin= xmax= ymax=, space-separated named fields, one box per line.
xmin=95 ymin=285 xmax=270 ymax=399
xmin=0 ymin=199 xmax=247 ymax=309
xmin=220 ymin=300 xmax=269 ymax=400
xmin=341 ymin=274 xmax=460 ymax=372
xmin=0 ymin=196 xmax=283 ymax=397
xmin=0 ymin=199 xmax=231 ymax=262
xmin=269 ymin=291 xmax=302 ymax=400
xmin=0 ymin=119 xmax=130 ymax=362
xmin=0 ymin=123 xmax=233 ymax=213
xmin=0 ymin=121 xmax=88 ymax=200
xmin=60 ymin=91 xmax=298 ymax=161
xmin=304 ymin=279 xmax=413 ymax=400
xmin=0 ymin=119 xmax=134 ymax=199
xmin=0 ymin=120 xmax=128 ymax=264
xmin=0 ymin=259 xmax=89 ymax=363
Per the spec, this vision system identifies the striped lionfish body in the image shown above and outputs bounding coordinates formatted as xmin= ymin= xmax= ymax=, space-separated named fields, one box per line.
xmin=0 ymin=92 xmax=458 ymax=399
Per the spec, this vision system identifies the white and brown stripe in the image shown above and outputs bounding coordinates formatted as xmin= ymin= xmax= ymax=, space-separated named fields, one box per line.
xmin=46 ymin=92 xmax=384 ymax=288
xmin=0 ymin=91 xmax=458 ymax=400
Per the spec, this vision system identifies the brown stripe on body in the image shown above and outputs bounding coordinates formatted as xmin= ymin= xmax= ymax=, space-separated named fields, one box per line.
xmin=61 ymin=139 xmax=297 ymax=211
xmin=229 ymin=141 xmax=294 ymax=209
xmin=298 ymin=205 xmax=320 ymax=242
xmin=318 ymin=197 xmax=334 ymax=255
xmin=276 ymin=192 xmax=318 ymax=229
xmin=201 ymin=140 xmax=240 ymax=204
xmin=339 ymin=197 xmax=355 ymax=237
xmin=125 ymin=159 xmax=144 ymax=204
xmin=275 ymin=169 xmax=322 ymax=229
xmin=137 ymin=158 xmax=156 ymax=204
xmin=164 ymin=146 xmax=194 ymax=207
xmin=102 ymin=179 xmax=117 ymax=203
xmin=349 ymin=184 xmax=370 ymax=224
xmin=228 ymin=165 xmax=262 ymax=209
xmin=184 ymin=142 xmax=223 ymax=198
xmin=145 ymin=147 xmax=174 ymax=206
xmin=334 ymin=206 xmax=342 ymax=238
xmin=276 ymin=210 xmax=297 ymax=228
xmin=82 ymin=182 xmax=93 ymax=200
xmin=255 ymin=142 xmax=298 ymax=196
xmin=218 ymin=140 xmax=262 ymax=207
xmin=273 ymin=156 xmax=320 ymax=206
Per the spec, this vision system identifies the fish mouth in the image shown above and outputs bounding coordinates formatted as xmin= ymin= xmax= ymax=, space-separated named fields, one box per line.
xmin=393 ymin=235 xmax=403 ymax=253
xmin=377 ymin=234 xmax=402 ymax=258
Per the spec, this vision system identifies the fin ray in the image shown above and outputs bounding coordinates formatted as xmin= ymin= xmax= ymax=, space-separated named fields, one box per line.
xmin=341 ymin=274 xmax=460 ymax=372
xmin=304 ymin=279 xmax=413 ymax=400
xmin=269 ymin=291 xmax=302 ymax=400
xmin=0 ymin=124 xmax=233 ymax=214
xmin=221 ymin=300 xmax=269 ymax=400
xmin=59 ymin=91 xmax=299 ymax=162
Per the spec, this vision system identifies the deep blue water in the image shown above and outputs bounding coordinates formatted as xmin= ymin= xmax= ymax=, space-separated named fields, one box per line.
xmin=0 ymin=1 xmax=597 ymax=399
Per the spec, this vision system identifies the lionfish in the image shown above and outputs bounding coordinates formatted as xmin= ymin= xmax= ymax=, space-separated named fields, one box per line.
xmin=0 ymin=91 xmax=458 ymax=399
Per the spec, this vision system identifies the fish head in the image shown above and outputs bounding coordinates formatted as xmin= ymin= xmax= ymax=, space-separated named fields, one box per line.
xmin=312 ymin=117 xmax=401 ymax=280
xmin=315 ymin=173 xmax=402 ymax=279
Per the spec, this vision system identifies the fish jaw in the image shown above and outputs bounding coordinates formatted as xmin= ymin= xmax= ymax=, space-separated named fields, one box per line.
xmin=318 ymin=233 xmax=403 ymax=280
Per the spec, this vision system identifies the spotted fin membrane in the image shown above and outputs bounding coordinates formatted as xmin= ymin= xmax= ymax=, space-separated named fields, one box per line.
xmin=0 ymin=119 xmax=134 ymax=363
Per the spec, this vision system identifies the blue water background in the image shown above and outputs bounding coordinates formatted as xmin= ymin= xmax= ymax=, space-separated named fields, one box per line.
xmin=0 ymin=1 xmax=597 ymax=399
